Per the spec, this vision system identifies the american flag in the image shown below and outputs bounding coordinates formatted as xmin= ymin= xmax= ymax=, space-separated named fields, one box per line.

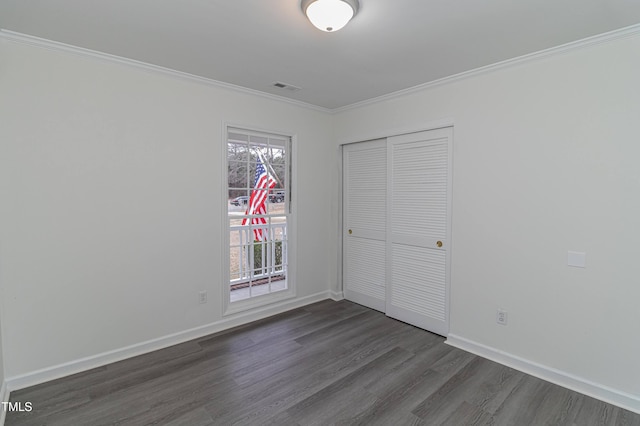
xmin=242 ymin=156 xmax=277 ymax=241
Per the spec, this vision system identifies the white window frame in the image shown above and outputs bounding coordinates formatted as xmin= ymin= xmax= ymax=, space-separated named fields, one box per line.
xmin=222 ymin=123 xmax=297 ymax=316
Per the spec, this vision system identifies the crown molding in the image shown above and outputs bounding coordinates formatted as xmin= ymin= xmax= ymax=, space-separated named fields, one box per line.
xmin=334 ymin=23 xmax=640 ymax=113
xmin=2 ymin=23 xmax=640 ymax=114
xmin=0 ymin=29 xmax=332 ymax=114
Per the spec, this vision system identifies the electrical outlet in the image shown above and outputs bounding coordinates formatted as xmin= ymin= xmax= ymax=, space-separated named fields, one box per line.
xmin=496 ymin=309 xmax=508 ymax=325
xmin=199 ymin=291 xmax=207 ymax=304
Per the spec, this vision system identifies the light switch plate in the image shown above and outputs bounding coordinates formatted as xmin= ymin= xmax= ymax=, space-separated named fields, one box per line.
xmin=568 ymin=251 xmax=586 ymax=268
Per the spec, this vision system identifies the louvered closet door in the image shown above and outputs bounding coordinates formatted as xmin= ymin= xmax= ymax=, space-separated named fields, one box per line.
xmin=386 ymin=128 xmax=452 ymax=335
xmin=343 ymin=139 xmax=387 ymax=312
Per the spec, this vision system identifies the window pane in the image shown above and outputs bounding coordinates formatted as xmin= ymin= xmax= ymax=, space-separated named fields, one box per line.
xmin=227 ymin=142 xmax=250 ymax=162
xmin=228 ymin=132 xmax=249 ymax=143
xmin=228 ymin=190 xmax=249 ymax=215
xmin=249 ymin=135 xmax=269 ymax=146
xmin=270 ymin=165 xmax=286 ymax=188
xmin=266 ymin=191 xmax=286 ymax=214
xmin=270 ymin=217 xmax=287 ymax=242
xmin=228 ymin=161 xmax=249 ymax=189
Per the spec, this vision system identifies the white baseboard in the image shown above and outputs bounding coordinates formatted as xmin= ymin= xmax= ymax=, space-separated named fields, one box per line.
xmin=0 ymin=380 xmax=8 ymax=426
xmin=330 ymin=290 xmax=344 ymax=301
xmin=6 ymin=291 xmax=332 ymax=392
xmin=446 ymin=334 xmax=640 ymax=415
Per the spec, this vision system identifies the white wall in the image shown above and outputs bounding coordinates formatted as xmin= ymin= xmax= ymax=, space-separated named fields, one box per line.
xmin=334 ymin=34 xmax=640 ymax=409
xmin=0 ymin=295 xmax=5 ymax=389
xmin=1 ymin=28 xmax=639 ymax=413
xmin=0 ymin=315 xmax=5 ymax=425
xmin=0 ymin=39 xmax=334 ymax=380
xmin=0 ymin=249 xmax=6 ymax=425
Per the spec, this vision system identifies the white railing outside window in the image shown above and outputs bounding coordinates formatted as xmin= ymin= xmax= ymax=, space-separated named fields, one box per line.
xmin=229 ymin=222 xmax=287 ymax=287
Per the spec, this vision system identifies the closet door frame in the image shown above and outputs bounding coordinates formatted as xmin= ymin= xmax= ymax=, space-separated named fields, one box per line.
xmin=340 ymin=122 xmax=453 ymax=336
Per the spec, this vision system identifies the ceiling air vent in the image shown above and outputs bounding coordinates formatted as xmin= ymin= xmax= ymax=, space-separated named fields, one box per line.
xmin=272 ymin=81 xmax=301 ymax=91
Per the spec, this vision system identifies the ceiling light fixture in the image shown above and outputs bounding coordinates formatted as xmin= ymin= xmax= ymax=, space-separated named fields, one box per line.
xmin=301 ymin=0 xmax=359 ymax=32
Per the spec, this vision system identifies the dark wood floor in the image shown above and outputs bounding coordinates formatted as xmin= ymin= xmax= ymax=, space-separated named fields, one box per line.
xmin=6 ymin=300 xmax=640 ymax=425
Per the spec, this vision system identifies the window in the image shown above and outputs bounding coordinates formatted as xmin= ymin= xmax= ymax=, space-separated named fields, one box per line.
xmin=226 ymin=127 xmax=292 ymax=308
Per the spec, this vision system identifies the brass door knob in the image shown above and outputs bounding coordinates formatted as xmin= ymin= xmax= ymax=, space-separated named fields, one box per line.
xmin=348 ymin=229 xmax=353 ymax=235
xmin=436 ymin=241 xmax=443 ymax=247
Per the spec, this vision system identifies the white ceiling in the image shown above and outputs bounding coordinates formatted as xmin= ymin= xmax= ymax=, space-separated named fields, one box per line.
xmin=2 ymin=0 xmax=640 ymax=109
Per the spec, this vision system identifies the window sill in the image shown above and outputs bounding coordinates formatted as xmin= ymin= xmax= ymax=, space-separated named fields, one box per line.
xmin=223 ymin=282 xmax=296 ymax=317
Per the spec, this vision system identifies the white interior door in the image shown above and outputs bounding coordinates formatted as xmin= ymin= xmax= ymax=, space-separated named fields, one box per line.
xmin=342 ymin=139 xmax=387 ymax=312
xmin=386 ymin=128 xmax=452 ymax=335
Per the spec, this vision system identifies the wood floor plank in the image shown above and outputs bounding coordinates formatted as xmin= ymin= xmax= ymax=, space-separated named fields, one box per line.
xmin=284 ymin=347 xmax=412 ymax=424
xmin=5 ymin=300 xmax=640 ymax=426
xmin=439 ymin=401 xmax=494 ymax=426
xmin=572 ymin=395 xmax=640 ymax=426
xmin=207 ymin=336 xmax=406 ymax=423
xmin=491 ymin=375 xmax=561 ymax=425
xmin=288 ymin=388 xmax=379 ymax=426
xmin=348 ymin=368 xmax=444 ymax=425
xmin=292 ymin=309 xmax=385 ymax=347
xmin=412 ymin=357 xmax=503 ymax=423
xmin=231 ymin=312 xmax=393 ymax=389
xmin=162 ymin=407 xmax=215 ymax=426
xmin=364 ymin=345 xmax=457 ymax=400
xmin=464 ymin=362 xmax=524 ymax=415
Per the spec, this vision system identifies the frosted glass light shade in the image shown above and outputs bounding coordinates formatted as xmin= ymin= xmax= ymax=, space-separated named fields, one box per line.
xmin=302 ymin=0 xmax=359 ymax=32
